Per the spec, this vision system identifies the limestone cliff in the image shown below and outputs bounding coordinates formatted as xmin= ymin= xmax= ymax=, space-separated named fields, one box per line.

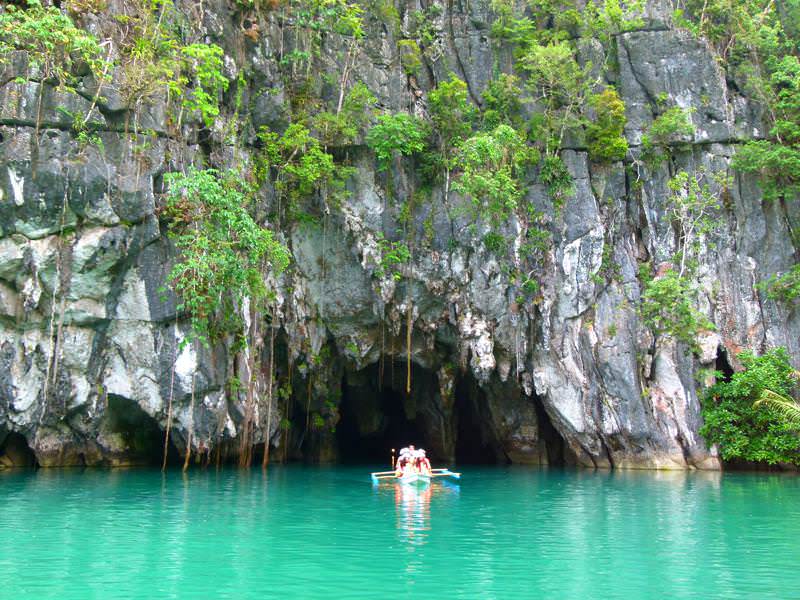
xmin=0 ymin=0 xmax=797 ymax=469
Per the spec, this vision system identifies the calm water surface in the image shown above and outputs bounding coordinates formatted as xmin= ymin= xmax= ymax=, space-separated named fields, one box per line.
xmin=1 ymin=466 xmax=799 ymax=599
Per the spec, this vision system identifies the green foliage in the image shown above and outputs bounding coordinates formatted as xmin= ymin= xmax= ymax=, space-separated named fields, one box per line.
xmin=521 ymin=40 xmax=590 ymax=152
xmin=673 ymin=0 xmax=800 ymax=199
xmin=453 ymin=124 xmax=535 ymax=224
xmin=520 ymin=276 xmax=540 ymax=296
xmin=278 ymin=0 xmax=364 ymax=73
xmin=112 ymin=1 xmax=229 ymax=128
xmin=732 ymin=140 xmax=800 ymax=200
xmin=539 ymin=154 xmax=573 ymax=207
xmin=0 ymin=0 xmax=106 ymax=90
xmin=368 ymin=0 xmax=401 ymax=32
xmin=581 ymin=0 xmax=645 ymax=41
xmin=701 ymin=348 xmax=800 ymax=465
xmin=397 ymin=39 xmax=423 ymax=75
xmin=486 ymin=0 xmax=642 ymax=205
xmin=375 ymin=234 xmax=411 ymax=280
xmin=666 ymin=169 xmax=725 ymax=274
xmin=754 ymin=389 xmax=800 ymax=426
xmin=366 ymin=112 xmax=430 ymax=170
xmin=428 ymin=74 xmax=476 ymax=157
xmin=258 ymin=123 xmax=353 ymax=214
xmin=639 ymin=266 xmax=714 ymax=347
xmin=162 ymin=167 xmax=290 ymax=344
xmin=641 ymin=106 xmax=695 ymax=160
xmin=408 ymin=4 xmax=442 ymax=53
xmin=758 ymin=264 xmax=800 ymax=303
xmin=260 ymin=124 xmax=334 ymax=194
xmin=481 ymin=74 xmax=523 ymax=128
xmin=639 ymin=168 xmax=724 ymax=347
xmin=483 ymin=232 xmax=507 ymax=254
xmin=518 ymin=39 xmax=589 ymax=203
xmin=179 ymin=43 xmax=229 ymax=126
xmin=489 ymin=0 xmax=537 ymax=47
xmin=311 ymin=82 xmax=377 ymax=146
xmin=492 ymin=0 xmax=643 ymax=48
xmin=732 ymin=55 xmax=800 ymax=199
xmin=586 ymin=88 xmax=629 ymax=162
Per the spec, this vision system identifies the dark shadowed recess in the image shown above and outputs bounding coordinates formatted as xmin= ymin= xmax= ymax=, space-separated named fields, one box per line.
xmin=0 ymin=431 xmax=38 ymax=468
xmin=106 ymin=394 xmax=180 ymax=466
xmin=337 ymin=361 xmax=432 ymax=465
xmin=715 ymin=346 xmax=735 ymax=381
xmin=453 ymin=370 xmax=507 ymax=464
xmin=335 ymin=360 xmax=566 ymax=466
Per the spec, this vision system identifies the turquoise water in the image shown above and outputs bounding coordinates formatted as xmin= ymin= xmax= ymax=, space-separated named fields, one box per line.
xmin=1 ymin=466 xmax=799 ymax=599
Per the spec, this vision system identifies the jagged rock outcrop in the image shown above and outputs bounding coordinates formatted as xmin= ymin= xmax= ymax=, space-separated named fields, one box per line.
xmin=0 ymin=0 xmax=797 ymax=469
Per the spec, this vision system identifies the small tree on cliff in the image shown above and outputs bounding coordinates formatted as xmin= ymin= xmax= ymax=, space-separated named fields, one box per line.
xmin=162 ymin=167 xmax=289 ymax=346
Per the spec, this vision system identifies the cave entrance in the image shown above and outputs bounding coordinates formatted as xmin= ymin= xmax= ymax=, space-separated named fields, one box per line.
xmin=534 ymin=398 xmax=567 ymax=466
xmin=105 ymin=395 xmax=180 ymax=466
xmin=0 ymin=431 xmax=37 ymax=468
xmin=453 ymin=371 xmax=509 ymax=465
xmin=337 ymin=362 xmax=433 ymax=465
xmin=452 ymin=371 xmax=567 ymax=466
xmin=715 ymin=346 xmax=735 ymax=381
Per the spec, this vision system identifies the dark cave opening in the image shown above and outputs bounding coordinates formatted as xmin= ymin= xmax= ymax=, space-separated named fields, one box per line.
xmin=534 ymin=398 xmax=568 ymax=466
xmin=454 ymin=371 xmax=510 ymax=465
xmin=334 ymin=360 xmax=568 ymax=466
xmin=337 ymin=362 xmax=430 ymax=465
xmin=105 ymin=395 xmax=180 ymax=466
xmin=0 ymin=431 xmax=37 ymax=468
xmin=715 ymin=346 xmax=735 ymax=382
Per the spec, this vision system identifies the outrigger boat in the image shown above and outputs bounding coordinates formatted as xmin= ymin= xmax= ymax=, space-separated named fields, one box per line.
xmin=371 ymin=468 xmax=461 ymax=485
xmin=397 ymin=472 xmax=431 ymax=487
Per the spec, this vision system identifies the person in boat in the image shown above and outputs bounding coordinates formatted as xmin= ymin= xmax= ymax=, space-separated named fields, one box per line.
xmin=417 ymin=449 xmax=432 ymax=475
xmin=395 ymin=447 xmax=414 ymax=476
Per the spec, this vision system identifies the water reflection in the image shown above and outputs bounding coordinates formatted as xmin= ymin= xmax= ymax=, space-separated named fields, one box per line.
xmin=394 ymin=483 xmax=432 ymax=546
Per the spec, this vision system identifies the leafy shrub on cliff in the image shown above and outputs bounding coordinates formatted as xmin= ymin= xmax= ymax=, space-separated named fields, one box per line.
xmin=311 ymin=82 xmax=377 ymax=146
xmin=429 ymin=74 xmax=476 ymax=158
xmin=639 ymin=266 xmax=714 ymax=347
xmin=701 ymin=348 xmax=800 ymax=465
xmin=520 ymin=40 xmax=590 ymax=151
xmin=163 ymin=168 xmax=290 ymax=344
xmin=375 ymin=234 xmax=411 ymax=281
xmin=179 ymin=43 xmax=229 ymax=126
xmin=641 ymin=106 xmax=695 ymax=160
xmin=586 ymin=88 xmax=629 ymax=162
xmin=758 ymin=264 xmax=800 ymax=303
xmin=453 ymin=124 xmax=534 ymax=224
xmin=429 ymin=74 xmax=477 ymax=198
xmin=365 ymin=113 xmax=430 ymax=171
xmin=732 ymin=55 xmax=800 ymax=200
xmin=259 ymin=124 xmax=336 ymax=197
xmin=0 ymin=0 xmax=106 ymax=89
xmin=481 ymin=74 xmax=524 ymax=129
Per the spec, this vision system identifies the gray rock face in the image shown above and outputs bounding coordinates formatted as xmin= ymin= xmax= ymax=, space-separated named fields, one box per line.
xmin=0 ymin=0 xmax=797 ymax=469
